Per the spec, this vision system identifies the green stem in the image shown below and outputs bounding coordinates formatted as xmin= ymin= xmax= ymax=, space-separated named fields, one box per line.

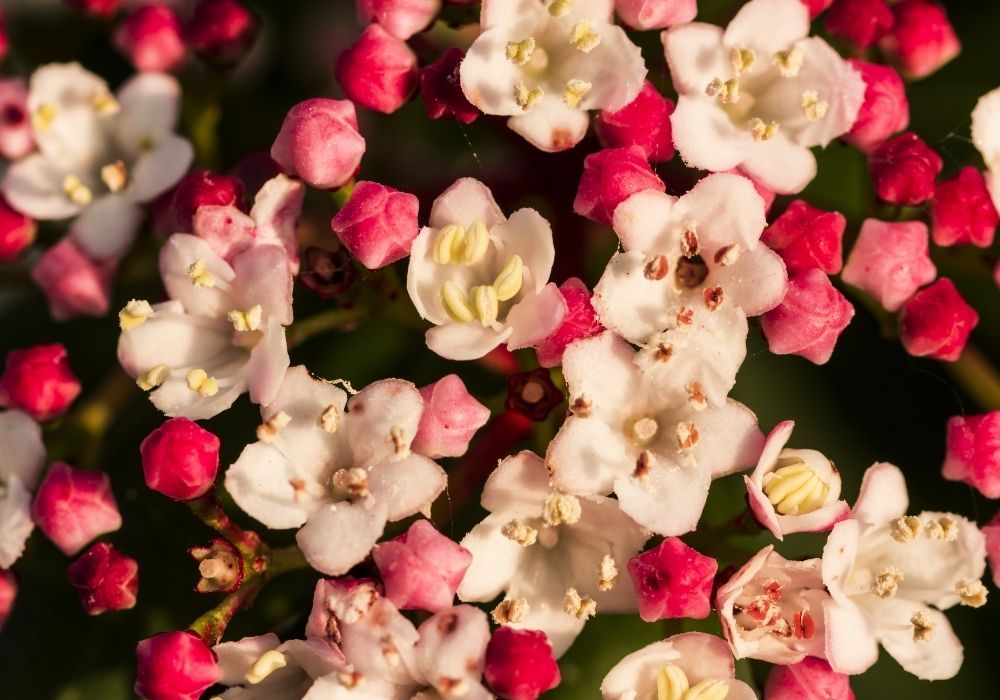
xmin=187 ymin=493 xmax=263 ymax=560
xmin=285 ymin=305 xmax=370 ymax=349
xmin=945 ymin=344 xmax=1000 ymax=411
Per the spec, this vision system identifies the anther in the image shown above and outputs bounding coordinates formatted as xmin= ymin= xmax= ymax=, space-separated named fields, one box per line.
xmin=925 ymin=516 xmax=957 ymax=541
xmin=92 ymin=91 xmax=120 ymax=115
xmin=570 ymin=394 xmax=592 ymax=417
xmin=119 ymin=299 xmax=154 ymax=330
xmin=506 ymin=37 xmax=536 ymax=65
xmin=136 ymin=364 xmax=170 ymax=391
xmin=634 ymin=450 xmax=653 ymax=478
xmin=956 ymin=579 xmax=988 ymax=608
xmin=256 ymin=411 xmax=291 ymax=443
xmin=433 ymin=224 xmax=464 ymax=265
xmin=187 ymin=259 xmax=216 ymax=288
xmin=492 ymin=598 xmax=529 ymax=624
xmin=228 ymin=305 xmax=263 ymax=332
xmin=644 ymin=255 xmax=669 ymax=281
xmin=543 ymin=493 xmax=582 ymax=526
xmin=890 ymin=515 xmax=921 ymax=543
xmin=686 ymin=382 xmax=707 ymax=410
xmin=441 ymin=281 xmax=475 ymax=322
xmin=186 ymin=369 xmax=219 ymax=397
xmin=730 ymin=46 xmax=756 ymax=75
xmin=563 ymin=587 xmax=597 ymax=619
xmin=676 ymin=421 xmax=699 ymax=450
xmin=801 ymin=90 xmax=829 ymax=120
xmin=564 ymin=79 xmax=592 ymax=108
xmin=911 ymin=610 xmax=936 ymax=641
xmin=514 ymin=81 xmax=544 ymax=110
xmin=548 ymin=0 xmax=572 ymax=16
xmin=62 ymin=175 xmax=93 ymax=206
xmin=470 ymin=284 xmax=499 ymax=327
xmin=332 ymin=467 xmax=370 ymax=500
xmin=245 ymin=650 xmax=287 ymax=684
xmin=680 ymin=222 xmax=700 ymax=257
xmin=714 ymin=244 xmax=741 ymax=266
xmin=655 ymin=663 xmax=689 ymax=700
xmin=685 ymin=679 xmax=730 ymax=700
xmin=706 ymin=77 xmax=740 ymax=104
xmin=462 ymin=221 xmax=490 ymax=265
xmin=703 ymin=286 xmax=725 ymax=311
xmin=570 ymin=20 xmax=601 ymax=52
xmin=493 ymin=255 xmax=524 ymax=301
xmin=319 ymin=404 xmax=341 ymax=433
xmin=32 ymin=103 xmax=56 ymax=133
xmin=772 ymin=48 xmax=804 ymax=77
xmin=749 ymin=117 xmax=779 ymax=142
xmin=597 ymin=554 xmax=618 ymax=591
xmin=100 ymin=161 xmax=127 ymax=193
xmin=501 ymin=519 xmax=538 ymax=546
xmin=761 ymin=462 xmax=829 ymax=515
xmin=871 ymin=566 xmax=904 ymax=599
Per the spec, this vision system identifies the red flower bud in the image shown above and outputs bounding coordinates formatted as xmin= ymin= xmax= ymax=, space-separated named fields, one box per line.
xmin=413 ymin=374 xmax=490 ymax=459
xmin=880 ymin=0 xmax=960 ymax=79
xmin=0 ymin=196 xmax=35 ymax=263
xmin=31 ymin=238 xmax=116 ymax=321
xmin=595 ymin=81 xmax=675 ymax=163
xmin=114 ymin=5 xmax=187 ymax=73
xmin=843 ymin=60 xmax=909 ymax=153
xmin=67 ymin=542 xmax=139 ymax=615
xmin=534 ymin=278 xmax=605 ymax=368
xmin=870 ymin=132 xmax=942 ymax=205
xmin=170 ymin=170 xmax=245 ymax=233
xmin=930 ymin=167 xmax=998 ymax=248
xmin=942 ymin=411 xmax=1000 ymax=499
xmin=330 ymin=181 xmax=419 ymax=269
xmin=573 ymin=146 xmax=665 ymax=225
xmin=761 ymin=200 xmax=846 ymax=275
xmin=627 ymin=537 xmax=718 ymax=621
xmin=335 ymin=23 xmax=418 ymax=114
xmin=66 ymin=0 xmax=123 ymax=18
xmin=615 ymin=0 xmax=697 ymax=30
xmin=0 ymin=79 xmax=35 ymax=160
xmin=0 ymin=344 xmax=80 ymax=421
xmin=762 ymin=269 xmax=855 ymax=365
xmin=0 ymin=569 xmax=16 ymax=632
xmin=271 ymin=98 xmax=365 ymax=191
xmin=484 ymin=626 xmax=561 ymax=700
xmin=420 ymin=48 xmax=480 ymax=124
xmin=765 ymin=657 xmax=855 ymax=700
xmin=357 ymin=0 xmax=440 ymax=40
xmin=899 ymin=278 xmax=979 ymax=362
xmin=32 ymin=463 xmax=122 ymax=556
xmin=186 ymin=0 xmax=260 ymax=68
xmin=824 ymin=0 xmax=893 ymax=49
xmin=140 ymin=418 xmax=221 ymax=501
xmin=135 ymin=630 xmax=220 ymax=700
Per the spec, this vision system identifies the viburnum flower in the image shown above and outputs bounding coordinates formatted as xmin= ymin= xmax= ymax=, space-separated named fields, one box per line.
xmin=761 ymin=269 xmax=855 ymax=365
xmin=627 ymin=537 xmax=718 ymax=622
xmin=117 ymin=233 xmax=293 ymax=419
xmin=760 ymin=200 xmax=845 ymax=276
xmin=764 ymin=657 xmax=854 ymax=700
xmin=841 ymin=219 xmax=936 ymax=313
xmin=546 ymin=332 xmax=765 ymax=536
xmin=941 ymin=411 xmax=1000 ymax=498
xmin=484 ymin=626 xmax=561 ymax=700
xmin=66 ymin=542 xmax=139 ymax=615
xmin=135 ymin=630 xmax=221 ymax=700
xmin=225 ymin=366 xmax=446 ymax=575
xmin=271 ymin=98 xmax=365 ymax=192
xmin=822 ymin=462 xmax=988 ymax=680
xmin=898 ymin=277 xmax=979 ymax=362
xmin=663 ymin=0 xmax=865 ymax=194
xmin=930 ymin=167 xmax=998 ymax=248
xmin=2 ymin=63 xmax=193 ymax=260
xmin=879 ymin=0 xmax=961 ymax=80
xmin=31 ymin=462 xmax=122 ymax=556
xmin=0 ymin=79 xmax=34 ymax=160
xmin=31 ymin=238 xmax=115 ymax=320
xmin=459 ymin=0 xmax=646 ymax=152
xmin=406 ymin=178 xmax=565 ymax=361
xmin=615 ymin=0 xmax=697 ymax=31
xmin=411 ymin=374 xmax=491 ymax=459
xmin=534 ymin=277 xmax=605 ymax=368
xmin=601 ymin=632 xmax=757 ymax=700
xmin=972 ymin=87 xmax=1000 ymax=212
xmin=457 ymin=450 xmax=649 ymax=657
xmin=594 ymin=80 xmax=675 ymax=162
xmin=717 ymin=545 xmax=829 ymax=664
xmin=212 ymin=633 xmax=342 ymax=698
xmin=0 ymin=409 xmax=45 ymax=568
xmin=0 ymin=343 xmax=81 ymax=422
xmin=745 ymin=420 xmax=850 ymax=539
xmin=843 ymin=59 xmax=909 ymax=153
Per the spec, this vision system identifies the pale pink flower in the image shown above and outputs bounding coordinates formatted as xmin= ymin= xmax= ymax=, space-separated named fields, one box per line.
xmin=841 ymin=219 xmax=936 ymax=312
xmin=330 ymin=181 xmax=419 ymax=270
xmin=271 ymin=99 xmax=365 ymax=191
xmin=765 ymin=657 xmax=854 ymax=700
xmin=0 ymin=410 xmax=45 ymax=568
xmin=615 ymin=0 xmax=697 ymax=30
xmin=983 ymin=511 xmax=1000 ymax=589
xmin=31 ymin=462 xmax=122 ymax=556
xmin=412 ymin=374 xmax=490 ymax=458
xmin=941 ymin=412 xmax=1000 ymax=498
xmin=357 ymin=0 xmax=441 ymax=40
xmin=761 ymin=269 xmax=855 ymax=365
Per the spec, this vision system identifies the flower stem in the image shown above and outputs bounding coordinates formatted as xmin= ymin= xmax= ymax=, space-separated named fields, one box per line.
xmin=189 ymin=574 xmax=264 ymax=645
xmin=946 ymin=344 xmax=1000 ymax=411
xmin=285 ymin=305 xmax=370 ymax=349
xmin=187 ymin=493 xmax=263 ymax=560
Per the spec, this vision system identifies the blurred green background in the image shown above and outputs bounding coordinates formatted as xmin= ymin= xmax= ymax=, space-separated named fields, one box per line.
xmin=0 ymin=0 xmax=998 ymax=697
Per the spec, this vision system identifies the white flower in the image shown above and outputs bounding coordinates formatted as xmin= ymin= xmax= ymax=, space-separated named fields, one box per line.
xmin=971 ymin=87 xmax=1000 ymax=213
xmin=213 ymin=634 xmax=343 ymax=699
xmin=224 ymin=367 xmax=447 ymax=576
xmin=117 ymin=234 xmax=293 ymax=420
xmin=2 ymin=63 xmax=193 ymax=259
xmin=460 ymin=0 xmax=646 ymax=151
xmin=0 ymin=410 xmax=45 ymax=568
xmin=545 ymin=332 xmax=765 ymax=537
xmin=407 ymin=178 xmax=565 ymax=361
xmin=457 ymin=450 xmax=649 ymax=657
xmin=663 ymin=0 xmax=864 ymax=194
xmin=601 ymin=631 xmax=757 ymax=700
xmin=821 ymin=462 xmax=987 ymax=680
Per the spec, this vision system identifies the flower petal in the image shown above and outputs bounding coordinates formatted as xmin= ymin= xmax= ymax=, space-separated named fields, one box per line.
xmin=2 ymin=154 xmax=80 ymax=220
xmin=492 ymin=208 xmax=555 ymax=294
xmin=706 ymin=245 xmax=788 ymax=316
xmin=429 ymin=177 xmax=506 ymax=231
xmin=822 ymin=597 xmax=879 ymax=675
xmin=723 ymin=0 xmax=810 ymax=55
xmin=457 ymin=515 xmax=522 ymax=601
xmin=852 ymin=462 xmax=908 ymax=524
xmin=505 ymin=283 xmax=567 ymax=350
xmin=662 ymin=23 xmax=728 ymax=95
xmin=70 ymin=194 xmax=143 ymax=260
xmin=0 ymin=410 xmax=46 ymax=489
xmin=547 ymin=415 xmax=633 ymax=496
xmin=507 ymin=96 xmax=591 ymax=153
xmin=127 ymin=133 xmax=194 ymax=203
xmin=875 ymin=602 xmax=963 ymax=681
xmin=369 ymin=455 xmax=447 ymax=521
xmin=225 ymin=442 xmax=323 ymax=529
xmin=345 ymin=379 xmax=424 ymax=466
xmin=593 ymin=251 xmax=673 ymax=343
xmin=670 ymin=96 xmax=753 ymax=173
xmin=612 ymin=189 xmax=678 ymax=254
xmin=614 ymin=463 xmax=712 ymax=536
xmin=738 ymin=132 xmax=817 ymax=195
xmin=481 ymin=450 xmax=553 ymax=515
xmin=296 ymin=501 xmax=389 ymax=576
xmin=425 ymin=323 xmax=510 ymax=361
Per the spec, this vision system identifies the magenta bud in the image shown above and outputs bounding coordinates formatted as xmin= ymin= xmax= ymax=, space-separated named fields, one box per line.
xmin=420 ymin=48 xmax=480 ymax=124
xmin=170 ymin=169 xmax=245 ymax=233
xmin=800 ymin=0 xmax=834 ymax=18
xmin=0 ymin=569 xmax=16 ymax=632
xmin=841 ymin=219 xmax=936 ymax=312
xmin=765 ymin=657 xmax=855 ymax=700
xmin=762 ymin=269 xmax=855 ymax=365
xmin=615 ymin=0 xmax=697 ymax=30
xmin=627 ymin=537 xmax=718 ymax=622
xmin=0 ymin=79 xmax=35 ymax=160
xmin=330 ymin=180 xmax=419 ymax=269
xmin=135 ymin=630 xmax=220 ymax=700
xmin=335 ymin=23 xmax=418 ymax=114
xmin=843 ymin=60 xmax=909 ymax=153
xmin=412 ymin=374 xmax=490 ymax=459
xmin=67 ymin=542 xmax=139 ymax=615
xmin=573 ymin=146 xmax=665 ymax=225
xmin=761 ymin=200 xmax=846 ymax=276
xmin=31 ymin=238 xmax=116 ymax=321
xmin=880 ymin=0 xmax=960 ymax=79
xmin=65 ymin=0 xmax=123 ymax=17
xmin=186 ymin=0 xmax=260 ymax=68
xmin=899 ymin=278 xmax=979 ymax=362
xmin=484 ymin=627 xmax=561 ymax=700
xmin=271 ymin=98 xmax=366 ymax=190
xmin=930 ymin=167 xmax=998 ymax=248
xmin=31 ymin=463 xmax=122 ymax=556
xmin=140 ymin=418 xmax=221 ymax=501
xmin=357 ymin=0 xmax=441 ymax=40
xmin=824 ymin=0 xmax=893 ymax=49
xmin=534 ymin=278 xmax=604 ymax=369
xmin=0 ymin=196 xmax=35 ymax=263
xmin=0 ymin=343 xmax=81 ymax=421
xmin=373 ymin=519 xmax=472 ymax=612
xmin=114 ymin=5 xmax=187 ymax=73
xmin=870 ymin=132 xmax=943 ymax=205
xmin=595 ymin=81 xmax=675 ymax=163
xmin=942 ymin=412 xmax=1000 ymax=499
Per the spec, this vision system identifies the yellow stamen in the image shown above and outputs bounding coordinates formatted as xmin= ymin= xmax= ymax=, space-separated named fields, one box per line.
xmin=706 ymin=78 xmax=740 ymax=104
xmin=227 ymin=305 xmax=263 ymax=332
xmin=563 ymin=588 xmax=596 ymax=619
xmin=433 ymin=224 xmax=463 ymax=265
xmin=773 ymin=48 xmax=804 ymax=77
xmin=570 ymin=20 xmax=601 ymax=53
xmin=462 ymin=221 xmax=490 ymax=265
xmin=493 ymin=255 xmax=524 ymax=301
xmin=956 ymin=579 xmax=988 ymax=608
xmin=62 ymin=175 xmax=93 ymax=206
xmin=686 ymin=679 xmax=730 ymax=700
xmin=506 ymin=37 xmax=536 ymax=65
xmin=245 ymin=650 xmax=287 ymax=685
xmin=100 ymin=161 xmax=127 ymax=193
xmin=186 ymin=369 xmax=219 ymax=397
xmin=32 ymin=103 xmax=57 ymax=133
xmin=548 ymin=0 xmax=572 ymax=17
xmin=564 ymin=78 xmax=593 ymax=108
xmin=441 ymin=281 xmax=475 ymax=322
xmin=749 ymin=117 xmax=779 ymax=142
xmin=656 ymin=663 xmax=689 ymax=700
xmin=136 ymin=364 xmax=170 ymax=391
xmin=501 ymin=519 xmax=538 ymax=546
xmin=470 ymin=284 xmax=499 ymax=327
xmin=543 ymin=493 xmax=582 ymax=526
xmin=801 ymin=90 xmax=828 ymax=120
xmin=92 ymin=91 xmax=120 ymax=116
xmin=119 ymin=299 xmax=153 ymax=330
xmin=187 ymin=259 xmax=216 ymax=288
xmin=514 ymin=81 xmax=544 ymax=110
xmin=730 ymin=47 xmax=756 ymax=75
xmin=762 ymin=462 xmax=829 ymax=515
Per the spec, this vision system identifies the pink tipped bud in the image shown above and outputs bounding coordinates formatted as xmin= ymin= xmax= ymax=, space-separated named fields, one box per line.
xmin=931 ymin=167 xmax=998 ymax=248
xmin=0 ymin=196 xmax=36 ymax=263
xmin=824 ymin=0 xmax=893 ymax=49
xmin=484 ymin=627 xmax=561 ymax=700
xmin=135 ymin=630 xmax=220 ymax=700
xmin=983 ymin=512 xmax=1000 ymax=589
xmin=800 ymin=0 xmax=834 ymax=18
xmin=372 ymin=519 xmax=472 ymax=612
xmin=335 ymin=23 xmax=418 ymax=114
xmin=357 ymin=0 xmax=441 ymax=40
xmin=421 ymin=48 xmax=480 ymax=124
xmin=67 ymin=542 xmax=139 ymax=615
xmin=114 ymin=5 xmax=187 ymax=73
xmin=534 ymin=278 xmax=605 ymax=368
xmin=899 ymin=278 xmax=979 ymax=362
xmin=627 ymin=537 xmax=718 ymax=622
xmin=140 ymin=418 xmax=221 ymax=501
xmin=170 ymin=169 xmax=245 ymax=233
xmin=762 ymin=269 xmax=855 ymax=365
xmin=595 ymin=81 xmax=675 ymax=163
xmin=870 ymin=132 xmax=943 ymax=205
xmin=0 ymin=344 xmax=80 ymax=421
xmin=761 ymin=200 xmax=846 ymax=276
xmin=186 ymin=0 xmax=260 ymax=68
xmin=942 ymin=412 xmax=1000 ymax=498
xmin=31 ymin=463 xmax=122 ymax=556
xmin=615 ymin=0 xmax=697 ymax=30
xmin=412 ymin=374 xmax=490 ymax=459
xmin=330 ymin=180 xmax=419 ymax=269
xmin=66 ymin=0 xmax=123 ymax=17
xmin=843 ymin=60 xmax=909 ymax=153
xmin=0 ymin=79 xmax=35 ymax=160
xmin=765 ymin=657 xmax=855 ymax=700
xmin=271 ymin=98 xmax=366 ymax=190
xmin=573 ymin=146 xmax=665 ymax=225
xmin=0 ymin=569 xmax=16 ymax=632
xmin=31 ymin=238 xmax=116 ymax=321
xmin=880 ymin=0 xmax=960 ymax=79
xmin=841 ymin=219 xmax=936 ymax=312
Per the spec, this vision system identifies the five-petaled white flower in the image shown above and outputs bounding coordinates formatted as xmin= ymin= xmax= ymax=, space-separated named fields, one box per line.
xmin=0 ymin=410 xmax=45 ymax=568
xmin=971 ymin=86 xmax=1000 ymax=212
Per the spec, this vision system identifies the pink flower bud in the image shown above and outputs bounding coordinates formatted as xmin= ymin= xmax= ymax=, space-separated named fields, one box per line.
xmin=983 ymin=511 xmax=1000 ymax=589
xmin=0 ymin=79 xmax=35 ymax=160
xmin=843 ymin=60 xmax=909 ymax=153
xmin=615 ymin=0 xmax=697 ymax=31
xmin=330 ymin=180 xmax=419 ymax=269
xmin=66 ymin=0 xmax=123 ymax=17
xmin=841 ymin=219 xmax=936 ymax=312
xmin=186 ymin=0 xmax=260 ymax=68
xmin=870 ymin=132 xmax=942 ymax=205
xmin=761 ymin=200 xmax=846 ymax=275
xmin=114 ymin=5 xmax=187 ymax=73
xmin=627 ymin=537 xmax=718 ymax=622
xmin=931 ymin=167 xmax=998 ymax=248
xmin=135 ymin=630 xmax=220 ymax=700
xmin=140 ymin=418 xmax=221 ymax=501
xmin=880 ymin=0 xmax=960 ymax=79
xmin=271 ymin=98 xmax=366 ymax=190
xmin=800 ymin=0 xmax=834 ymax=18
xmin=335 ymin=23 xmax=418 ymax=114
xmin=762 ymin=270 xmax=855 ymax=365
xmin=0 ymin=344 xmax=80 ymax=421
xmin=0 ymin=569 xmax=16 ymax=632
xmin=899 ymin=278 xmax=979 ymax=362
xmin=534 ymin=278 xmax=605 ymax=368
xmin=595 ymin=81 xmax=675 ymax=163
xmin=942 ymin=412 xmax=1000 ymax=498
xmin=357 ymin=0 xmax=441 ymax=40
xmin=170 ymin=169 xmax=245 ymax=233
xmin=31 ymin=463 xmax=122 ymax=556
xmin=824 ymin=0 xmax=893 ymax=49
xmin=421 ymin=48 xmax=480 ymax=124
xmin=67 ymin=542 xmax=139 ymax=615
xmin=412 ymin=374 xmax=490 ymax=458
xmin=0 ymin=12 xmax=6 ymax=65
xmin=0 ymin=196 xmax=36 ymax=263
xmin=484 ymin=627 xmax=561 ymax=700
xmin=765 ymin=657 xmax=855 ymax=700
xmin=31 ymin=238 xmax=115 ymax=321
xmin=372 ymin=519 xmax=472 ymax=612
xmin=573 ymin=146 xmax=665 ymax=225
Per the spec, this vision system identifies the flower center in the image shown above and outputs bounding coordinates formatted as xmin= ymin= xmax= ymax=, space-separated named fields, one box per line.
xmin=733 ymin=578 xmax=817 ymax=644
xmin=656 ymin=663 xmax=729 ymax=700
xmin=629 ymin=416 xmax=659 ymax=446
xmin=761 ymin=462 xmax=829 ymax=515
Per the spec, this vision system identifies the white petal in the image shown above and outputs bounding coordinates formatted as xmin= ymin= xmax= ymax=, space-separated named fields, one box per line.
xmin=159 ymin=233 xmax=237 ymax=318
xmin=71 ymin=194 xmax=143 ymax=260
xmin=723 ymin=0 xmax=810 ymax=55
xmin=670 ymin=96 xmax=753 ymax=173
xmin=822 ymin=597 xmax=879 ymax=675
xmin=505 ymin=283 xmax=566 ymax=350
xmin=492 ymin=208 xmax=555 ymax=294
xmin=127 ymin=133 xmax=194 ymax=202
xmin=481 ymin=450 xmax=553 ymax=516
xmin=507 ymin=95 xmax=591 ymax=152
xmin=457 ymin=515 xmax=522 ymax=602
xmin=0 ymin=475 xmax=34 ymax=568
xmin=406 ymin=227 xmax=450 ymax=326
xmin=593 ymin=252 xmax=673 ymax=344
xmin=875 ymin=602 xmax=963 ymax=681
xmin=213 ymin=634 xmax=281 ymax=685
xmin=851 ymin=462 xmax=908 ymax=524
xmin=706 ymin=245 xmax=788 ymax=316
xmin=972 ymin=88 xmax=1000 ymax=176
xmin=345 ymin=379 xmax=424 ymax=466
xmin=428 ymin=178 xmax=506 ymax=231
xmin=225 ymin=442 xmax=322 ymax=529
xmin=561 ymin=332 xmax=643 ymax=423
xmin=615 ymin=463 xmax=711 ymax=536
xmin=822 ymin=519 xmax=860 ymax=602
xmin=662 ymin=23 xmax=728 ymax=95
xmin=369 ymin=455 xmax=447 ymax=521
xmin=689 ymin=399 xmax=765 ymax=478
xmin=117 ymin=301 xmax=234 ymax=379
xmin=507 ymin=548 xmax=588 ymax=658
xmin=296 ymin=501 xmax=389 ymax=576
xmin=612 ymin=189 xmax=678 ymax=254
xmin=738 ymin=132 xmax=817 ymax=195
xmin=2 ymin=154 xmax=80 ymax=220
xmin=573 ymin=23 xmax=647 ymax=112
xmin=459 ymin=27 xmax=525 ymax=116
xmin=245 ymin=319 xmax=290 ymax=407
xmin=674 ymin=172 xmax=766 ymax=251
xmin=547 ymin=415 xmax=633 ymax=496
xmin=231 ymin=244 xmax=294 ymax=326
xmin=425 ymin=323 xmax=510 ymax=361
xmin=149 ymin=374 xmax=245 ymax=420
xmin=414 ymin=606 xmax=490 ymax=689
xmin=0 ymin=410 xmax=46 ymax=489
xmin=116 ymin=72 xmax=182 ymax=148
xmin=249 ymin=174 xmax=305 ymax=267
xmin=264 ymin=366 xmax=348 ymax=469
